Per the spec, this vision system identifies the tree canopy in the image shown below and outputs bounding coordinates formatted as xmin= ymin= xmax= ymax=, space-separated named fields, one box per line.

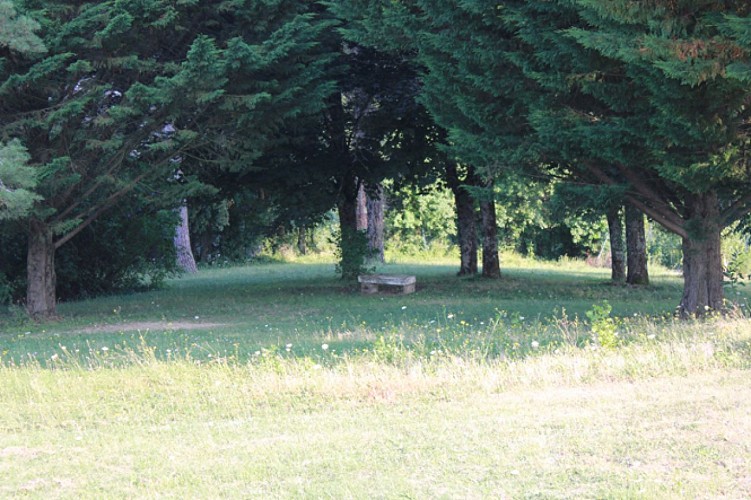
xmin=1 ymin=0 xmax=750 ymax=317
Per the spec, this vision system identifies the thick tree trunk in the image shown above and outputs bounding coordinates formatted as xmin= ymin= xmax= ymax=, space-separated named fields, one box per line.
xmin=679 ymin=192 xmax=724 ymax=316
xmin=480 ymin=190 xmax=501 ymax=279
xmin=174 ymin=204 xmax=198 ymax=273
xmin=626 ymin=205 xmax=649 ymax=285
xmin=366 ymin=183 xmax=385 ymax=264
xmin=338 ymin=190 xmax=358 ymax=235
xmin=446 ymin=163 xmax=478 ymax=276
xmin=26 ymin=221 xmax=57 ymax=319
xmin=337 ymin=175 xmax=363 ymax=279
xmin=606 ymin=206 xmax=626 ymax=282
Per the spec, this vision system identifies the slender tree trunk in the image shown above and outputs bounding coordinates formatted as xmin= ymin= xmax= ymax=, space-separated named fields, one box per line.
xmin=26 ymin=220 xmax=57 ymax=319
xmin=679 ymin=192 xmax=724 ymax=316
xmin=480 ymin=187 xmax=501 ymax=279
xmin=297 ymin=226 xmax=307 ymax=255
xmin=366 ymin=183 xmax=385 ymax=264
xmin=626 ymin=205 xmax=649 ymax=285
xmin=446 ymin=163 xmax=478 ymax=276
xmin=356 ymin=183 xmax=368 ymax=231
xmin=198 ymin=231 xmax=213 ymax=262
xmin=606 ymin=206 xmax=626 ymax=282
xmin=174 ymin=204 xmax=198 ymax=273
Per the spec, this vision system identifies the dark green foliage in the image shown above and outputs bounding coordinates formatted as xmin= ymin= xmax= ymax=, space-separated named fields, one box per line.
xmin=54 ymin=209 xmax=178 ymax=299
xmin=333 ymin=0 xmax=751 ymax=314
xmin=334 ymin=227 xmax=372 ymax=280
xmin=1 ymin=0 xmax=341 ymax=315
xmin=0 ymin=206 xmax=177 ymax=303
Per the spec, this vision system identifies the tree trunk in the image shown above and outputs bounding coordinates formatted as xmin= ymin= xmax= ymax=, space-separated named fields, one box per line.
xmin=446 ymin=163 xmax=478 ymax=276
xmin=26 ymin=221 xmax=57 ymax=319
xmin=297 ymin=226 xmax=307 ymax=255
xmin=480 ymin=188 xmax=501 ymax=279
xmin=626 ymin=205 xmax=649 ymax=285
xmin=679 ymin=192 xmax=724 ymax=316
xmin=607 ymin=206 xmax=626 ymax=282
xmin=337 ymin=175 xmax=363 ymax=279
xmin=366 ymin=183 xmax=385 ymax=263
xmin=174 ymin=204 xmax=198 ymax=273
xmin=338 ymin=186 xmax=358 ymax=235
xmin=356 ymin=183 xmax=368 ymax=231
xmin=198 ymin=231 xmax=213 ymax=263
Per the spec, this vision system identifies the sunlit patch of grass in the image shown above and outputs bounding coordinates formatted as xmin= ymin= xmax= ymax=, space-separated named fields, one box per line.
xmin=1 ymin=318 xmax=750 ymax=497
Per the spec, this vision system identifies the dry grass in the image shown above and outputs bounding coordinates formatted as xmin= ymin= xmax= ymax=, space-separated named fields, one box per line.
xmin=1 ymin=319 xmax=750 ymax=498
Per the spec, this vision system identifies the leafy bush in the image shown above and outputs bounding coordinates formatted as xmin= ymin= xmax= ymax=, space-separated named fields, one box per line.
xmin=586 ymin=301 xmax=620 ymax=349
xmin=0 ymin=207 xmax=179 ymax=303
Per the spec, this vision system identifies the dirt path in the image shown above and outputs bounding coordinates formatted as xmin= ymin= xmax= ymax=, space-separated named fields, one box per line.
xmin=76 ymin=321 xmax=226 ymax=334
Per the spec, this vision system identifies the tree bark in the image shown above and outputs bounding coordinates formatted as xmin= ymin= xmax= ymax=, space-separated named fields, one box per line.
xmin=356 ymin=183 xmax=368 ymax=231
xmin=366 ymin=183 xmax=385 ymax=263
xmin=174 ymin=204 xmax=198 ymax=273
xmin=26 ymin=220 xmax=57 ymax=319
xmin=446 ymin=163 xmax=478 ymax=276
xmin=626 ymin=205 xmax=649 ymax=285
xmin=480 ymin=187 xmax=501 ymax=279
xmin=679 ymin=192 xmax=724 ymax=316
xmin=606 ymin=206 xmax=626 ymax=282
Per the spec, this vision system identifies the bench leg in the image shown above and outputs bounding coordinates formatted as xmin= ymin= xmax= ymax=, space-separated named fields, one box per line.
xmin=361 ymin=283 xmax=379 ymax=294
xmin=400 ymin=283 xmax=415 ymax=294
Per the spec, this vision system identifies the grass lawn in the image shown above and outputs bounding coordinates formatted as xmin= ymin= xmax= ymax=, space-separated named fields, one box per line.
xmin=1 ymin=255 xmax=750 ymax=498
xmin=0 ymin=255 xmax=694 ymax=363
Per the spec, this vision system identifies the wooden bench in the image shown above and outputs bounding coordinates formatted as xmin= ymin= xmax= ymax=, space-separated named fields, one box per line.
xmin=357 ymin=274 xmax=416 ymax=295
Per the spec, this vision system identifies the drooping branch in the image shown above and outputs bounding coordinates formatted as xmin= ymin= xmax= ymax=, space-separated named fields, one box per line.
xmin=613 ymin=163 xmax=686 ymax=219
xmin=53 ymin=170 xmax=150 ymax=250
xmin=583 ymin=161 xmax=688 ymax=238
xmin=51 ymin=142 xmax=197 ymax=250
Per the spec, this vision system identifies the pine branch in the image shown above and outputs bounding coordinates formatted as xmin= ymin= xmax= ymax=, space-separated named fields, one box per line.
xmin=584 ymin=161 xmax=688 ymax=238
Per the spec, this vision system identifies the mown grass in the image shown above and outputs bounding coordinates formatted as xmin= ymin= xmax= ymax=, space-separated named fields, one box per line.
xmin=1 ymin=255 xmax=750 ymax=498
xmin=0 ymin=254 xmax=705 ymax=364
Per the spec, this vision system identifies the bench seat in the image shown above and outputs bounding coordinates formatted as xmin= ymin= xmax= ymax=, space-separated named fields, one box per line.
xmin=357 ymin=274 xmax=416 ymax=294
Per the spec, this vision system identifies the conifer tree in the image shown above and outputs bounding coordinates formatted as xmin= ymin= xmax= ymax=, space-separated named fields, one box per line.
xmin=513 ymin=0 xmax=751 ymax=314
xmin=1 ymin=0 xmax=337 ymax=318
